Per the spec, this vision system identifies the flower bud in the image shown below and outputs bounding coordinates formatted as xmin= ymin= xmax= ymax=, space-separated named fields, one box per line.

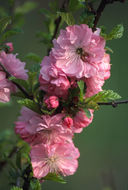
xmin=44 ymin=96 xmax=59 ymax=109
xmin=5 ymin=42 xmax=14 ymax=53
xmin=63 ymin=117 xmax=73 ymax=128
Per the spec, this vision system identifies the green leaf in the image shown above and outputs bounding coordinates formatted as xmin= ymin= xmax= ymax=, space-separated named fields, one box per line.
xmin=11 ymin=187 xmax=23 ymax=190
xmin=77 ymin=80 xmax=85 ymax=102
xmin=24 ymin=53 xmax=41 ymax=63
xmin=101 ymin=24 xmax=124 ymax=40
xmin=85 ymin=90 xmax=121 ymax=109
xmin=68 ymin=0 xmax=79 ymax=11
xmin=16 ymin=150 xmax=21 ymax=169
xmin=0 ymin=16 xmax=11 ymax=34
xmin=57 ymin=12 xmax=75 ymax=25
xmin=30 ymin=179 xmax=41 ymax=190
xmin=83 ymin=108 xmax=91 ymax=118
xmin=105 ymin=46 xmax=113 ymax=54
xmin=68 ymin=0 xmax=84 ymax=12
xmin=11 ymin=92 xmax=26 ymax=99
xmin=17 ymin=99 xmax=41 ymax=114
xmin=80 ymin=10 xmax=95 ymax=28
xmin=43 ymin=173 xmax=66 ymax=184
xmin=0 ymin=28 xmax=23 ymax=42
xmin=15 ymin=2 xmax=37 ymax=14
xmin=9 ymin=78 xmax=28 ymax=91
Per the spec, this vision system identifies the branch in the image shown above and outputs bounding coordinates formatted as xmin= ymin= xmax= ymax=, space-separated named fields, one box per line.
xmin=47 ymin=0 xmax=70 ymax=54
xmin=0 ymin=63 xmax=32 ymax=100
xmin=22 ymin=165 xmax=32 ymax=190
xmin=92 ymin=0 xmax=125 ymax=31
xmin=98 ymin=99 xmax=128 ymax=108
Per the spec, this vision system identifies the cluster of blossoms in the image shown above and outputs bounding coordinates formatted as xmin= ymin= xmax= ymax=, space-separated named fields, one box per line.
xmin=0 ymin=24 xmax=111 ymax=180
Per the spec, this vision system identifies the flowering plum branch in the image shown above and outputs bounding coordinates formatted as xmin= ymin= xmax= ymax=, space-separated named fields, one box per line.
xmin=0 ymin=0 xmax=127 ymax=190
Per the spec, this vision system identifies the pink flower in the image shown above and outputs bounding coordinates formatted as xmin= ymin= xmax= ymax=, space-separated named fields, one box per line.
xmin=0 ymin=51 xmax=28 ymax=80
xmin=85 ymin=53 xmax=111 ymax=97
xmin=63 ymin=117 xmax=73 ymax=128
xmin=73 ymin=109 xmax=93 ymax=132
xmin=98 ymin=53 xmax=111 ymax=80
xmin=51 ymin=24 xmax=105 ymax=79
xmin=44 ymin=96 xmax=59 ymax=109
xmin=5 ymin=42 xmax=14 ymax=53
xmin=0 ymin=71 xmax=10 ymax=102
xmin=15 ymin=107 xmax=73 ymax=145
xmin=39 ymin=56 xmax=70 ymax=97
xmin=30 ymin=141 xmax=80 ymax=179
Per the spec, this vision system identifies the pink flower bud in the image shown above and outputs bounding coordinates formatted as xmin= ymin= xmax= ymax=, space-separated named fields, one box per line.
xmin=44 ymin=96 xmax=59 ymax=109
xmin=5 ymin=42 xmax=14 ymax=53
xmin=63 ymin=117 xmax=73 ymax=128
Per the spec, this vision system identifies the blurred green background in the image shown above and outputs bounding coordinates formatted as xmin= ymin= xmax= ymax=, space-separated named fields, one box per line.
xmin=0 ymin=0 xmax=128 ymax=189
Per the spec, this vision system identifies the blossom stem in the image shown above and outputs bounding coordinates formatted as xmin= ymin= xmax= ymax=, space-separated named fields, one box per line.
xmin=92 ymin=0 xmax=125 ymax=31
xmin=98 ymin=100 xmax=128 ymax=107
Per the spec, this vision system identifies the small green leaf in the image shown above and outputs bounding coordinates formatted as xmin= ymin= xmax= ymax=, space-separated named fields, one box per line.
xmin=15 ymin=2 xmax=37 ymax=14
xmin=77 ymin=80 xmax=85 ymax=102
xmin=85 ymin=90 xmax=121 ymax=109
xmin=17 ymin=99 xmax=41 ymax=114
xmin=30 ymin=179 xmax=41 ymax=190
xmin=9 ymin=78 xmax=28 ymax=91
xmin=0 ymin=16 xmax=11 ymax=34
xmin=11 ymin=92 xmax=26 ymax=99
xmin=16 ymin=150 xmax=21 ymax=169
xmin=80 ymin=10 xmax=95 ymax=28
xmin=11 ymin=186 xmax=23 ymax=190
xmin=0 ymin=28 xmax=23 ymax=42
xmin=83 ymin=108 xmax=91 ymax=118
xmin=43 ymin=173 xmax=66 ymax=184
xmin=105 ymin=46 xmax=113 ymax=54
xmin=57 ymin=12 xmax=75 ymax=25
xmin=101 ymin=24 xmax=124 ymax=40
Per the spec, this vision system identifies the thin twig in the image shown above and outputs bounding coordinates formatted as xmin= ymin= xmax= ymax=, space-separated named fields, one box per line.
xmin=47 ymin=0 xmax=70 ymax=54
xmin=0 ymin=63 xmax=32 ymax=100
xmin=98 ymin=99 xmax=128 ymax=107
xmin=93 ymin=0 xmax=125 ymax=31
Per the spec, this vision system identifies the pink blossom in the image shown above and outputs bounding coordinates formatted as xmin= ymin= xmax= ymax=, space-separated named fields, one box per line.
xmin=39 ymin=56 xmax=70 ymax=97
xmin=30 ymin=141 xmax=80 ymax=179
xmin=5 ymin=42 xmax=14 ymax=53
xmin=15 ymin=107 xmax=73 ymax=145
xmin=73 ymin=109 xmax=93 ymax=132
xmin=98 ymin=53 xmax=111 ymax=80
xmin=63 ymin=117 xmax=73 ymax=128
xmin=51 ymin=24 xmax=105 ymax=79
xmin=0 ymin=71 xmax=10 ymax=102
xmin=44 ymin=96 xmax=59 ymax=109
xmin=85 ymin=53 xmax=111 ymax=97
xmin=0 ymin=51 xmax=28 ymax=80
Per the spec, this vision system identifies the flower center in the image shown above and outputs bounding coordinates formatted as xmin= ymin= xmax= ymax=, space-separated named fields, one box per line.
xmin=76 ymin=48 xmax=89 ymax=62
xmin=46 ymin=155 xmax=59 ymax=173
xmin=76 ymin=48 xmax=84 ymax=55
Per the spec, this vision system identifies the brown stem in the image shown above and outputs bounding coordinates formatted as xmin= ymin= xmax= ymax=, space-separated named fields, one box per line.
xmin=92 ymin=0 xmax=125 ymax=31
xmin=98 ymin=99 xmax=128 ymax=108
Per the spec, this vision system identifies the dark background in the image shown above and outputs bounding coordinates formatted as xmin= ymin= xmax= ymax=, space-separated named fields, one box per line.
xmin=0 ymin=0 xmax=128 ymax=189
